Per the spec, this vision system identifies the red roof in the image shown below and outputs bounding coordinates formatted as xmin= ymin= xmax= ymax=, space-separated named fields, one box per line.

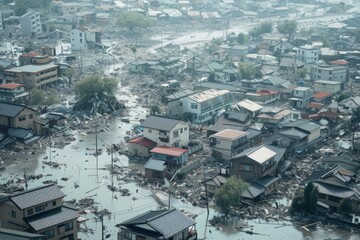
xmin=150 ymin=146 xmax=188 ymax=157
xmin=256 ymin=90 xmax=278 ymax=95
xmin=20 ymin=51 xmax=41 ymax=57
xmin=0 ymin=83 xmax=24 ymax=89
xmin=313 ymin=92 xmax=331 ymax=99
xmin=307 ymin=102 xmax=324 ymax=109
xmin=329 ymin=59 xmax=348 ymax=65
xmin=127 ymin=136 xmax=156 ymax=148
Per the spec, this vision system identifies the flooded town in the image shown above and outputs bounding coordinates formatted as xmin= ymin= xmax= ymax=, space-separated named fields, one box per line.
xmin=1 ymin=0 xmax=360 ymax=240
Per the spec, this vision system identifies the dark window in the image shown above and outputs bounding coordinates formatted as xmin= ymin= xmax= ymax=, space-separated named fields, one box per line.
xmin=29 ymin=114 xmax=33 ymax=119
xmin=11 ymin=211 xmax=16 ymax=218
xmin=173 ymin=130 xmax=179 ymax=138
xmin=35 ymin=205 xmax=45 ymax=212
xmin=124 ymin=231 xmax=132 ymax=239
xmin=41 ymin=229 xmax=54 ymax=238
xmin=27 ymin=208 xmax=33 ymax=216
xmin=191 ymin=103 xmax=198 ymax=109
xmin=65 ymin=221 xmax=73 ymax=231
xmin=53 ymin=201 xmax=57 ymax=206
xmin=19 ymin=116 xmax=26 ymax=121
xmin=239 ymin=164 xmax=253 ymax=172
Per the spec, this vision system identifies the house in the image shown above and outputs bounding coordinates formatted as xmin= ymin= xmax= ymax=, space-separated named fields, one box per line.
xmin=180 ymin=89 xmax=234 ymax=124
xmin=305 ymin=166 xmax=360 ymax=211
xmin=257 ymin=107 xmax=292 ymax=124
xmin=241 ymin=176 xmax=280 ymax=201
xmin=321 ymin=152 xmax=360 ymax=172
xmin=144 ymin=158 xmax=167 ymax=182
xmin=245 ymin=90 xmax=280 ymax=105
xmin=295 ymin=44 xmax=320 ymax=64
xmin=313 ymin=92 xmax=332 ymax=103
xmin=150 ymin=146 xmax=188 ymax=166
xmin=229 ymin=145 xmax=277 ymax=181
xmin=70 ymin=26 xmax=102 ymax=51
xmin=4 ymin=64 xmax=59 ymax=89
xmin=142 ymin=115 xmax=190 ymax=147
xmin=0 ymin=83 xmax=29 ymax=103
xmin=164 ymin=89 xmax=195 ymax=117
xmin=127 ymin=136 xmax=157 ymax=157
xmin=116 ymin=209 xmax=197 ymax=240
xmin=313 ymin=80 xmax=342 ymax=94
xmin=273 ymin=41 xmax=294 ymax=55
xmin=204 ymin=173 xmax=228 ymax=195
xmin=237 ymin=99 xmax=263 ymax=117
xmin=260 ymin=33 xmax=286 ymax=45
xmin=0 ymin=102 xmax=37 ymax=130
xmin=20 ymin=12 xmax=42 ymax=36
xmin=19 ymin=52 xmax=53 ymax=66
xmin=209 ymin=129 xmax=261 ymax=160
xmin=311 ymin=63 xmax=347 ymax=82
xmin=207 ymin=114 xmax=247 ymax=137
xmin=290 ymin=87 xmax=313 ymax=109
xmin=279 ymin=57 xmax=305 ymax=70
xmin=0 ymin=184 xmax=79 ymax=240
xmin=58 ymin=2 xmax=79 ymax=15
xmin=195 ymin=62 xmax=237 ymax=83
xmin=281 ymin=119 xmax=321 ymax=143
xmin=0 ymin=228 xmax=46 ymax=240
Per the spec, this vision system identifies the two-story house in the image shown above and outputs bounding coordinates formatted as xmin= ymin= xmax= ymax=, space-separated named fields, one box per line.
xmin=70 ymin=26 xmax=102 ymax=51
xmin=181 ymin=89 xmax=234 ymax=124
xmin=313 ymin=80 xmax=342 ymax=94
xmin=295 ymin=44 xmax=320 ymax=64
xmin=281 ymin=119 xmax=321 ymax=143
xmin=245 ymin=90 xmax=280 ymax=105
xmin=116 ymin=209 xmax=197 ymax=240
xmin=0 ymin=83 xmax=29 ymax=103
xmin=310 ymin=63 xmax=347 ymax=82
xmin=0 ymin=102 xmax=37 ymax=130
xmin=229 ymin=145 xmax=277 ymax=181
xmin=142 ymin=115 xmax=190 ymax=148
xmin=290 ymin=87 xmax=313 ymax=109
xmin=150 ymin=146 xmax=188 ymax=166
xmin=257 ymin=107 xmax=292 ymax=125
xmin=0 ymin=184 xmax=79 ymax=240
xmin=209 ymin=129 xmax=261 ymax=160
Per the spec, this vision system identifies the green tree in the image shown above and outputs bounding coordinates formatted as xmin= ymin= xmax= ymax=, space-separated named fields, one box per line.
xmin=237 ymin=33 xmax=246 ymax=44
xmin=297 ymin=68 xmax=308 ymax=79
xmin=129 ymin=45 xmax=137 ymax=59
xmin=214 ymin=176 xmax=247 ymax=216
xmin=63 ymin=68 xmax=75 ymax=85
xmin=304 ymin=182 xmax=318 ymax=214
xmin=75 ymin=75 xmax=118 ymax=102
xmin=150 ymin=105 xmax=160 ymax=115
xmin=31 ymin=89 xmax=59 ymax=112
xmin=277 ymin=20 xmax=297 ymax=36
xmin=250 ymin=22 xmax=272 ymax=38
xmin=338 ymin=198 xmax=353 ymax=214
xmin=238 ymin=62 xmax=255 ymax=79
xmin=117 ymin=12 xmax=153 ymax=32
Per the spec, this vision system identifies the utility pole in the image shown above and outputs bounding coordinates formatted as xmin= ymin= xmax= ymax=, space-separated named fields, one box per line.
xmin=168 ymin=170 xmax=179 ymax=209
xmin=23 ymin=158 xmax=28 ymax=190
xmin=101 ymin=213 xmax=105 ymax=240
xmin=111 ymin=144 xmax=114 ymax=189
xmin=49 ymin=131 xmax=52 ymax=163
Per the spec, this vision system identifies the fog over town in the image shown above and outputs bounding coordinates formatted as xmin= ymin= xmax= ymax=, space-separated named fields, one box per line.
xmin=1 ymin=0 xmax=360 ymax=240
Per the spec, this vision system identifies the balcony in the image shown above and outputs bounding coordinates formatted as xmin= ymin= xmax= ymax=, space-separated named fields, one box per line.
xmin=187 ymin=232 xmax=197 ymax=240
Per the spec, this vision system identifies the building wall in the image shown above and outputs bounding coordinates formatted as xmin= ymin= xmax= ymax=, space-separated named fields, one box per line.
xmin=230 ymin=157 xmax=260 ymax=181
xmin=127 ymin=143 xmax=151 ymax=157
xmin=307 ymin=128 xmax=321 ymax=142
xmin=311 ymin=66 xmax=347 ymax=82
xmin=143 ymin=122 xmax=189 ymax=147
xmin=12 ymin=107 xmax=36 ymax=129
xmin=20 ymin=12 xmax=42 ymax=36
xmin=70 ymin=29 xmax=87 ymax=51
xmin=39 ymin=219 xmax=77 ymax=240
xmin=211 ymin=138 xmax=233 ymax=160
xmin=313 ymin=82 xmax=341 ymax=94
xmin=144 ymin=168 xmax=164 ymax=181
xmin=296 ymin=48 xmax=319 ymax=64
xmin=119 ymin=228 xmax=191 ymax=240
xmin=23 ymin=198 xmax=63 ymax=218
xmin=0 ymin=202 xmax=26 ymax=230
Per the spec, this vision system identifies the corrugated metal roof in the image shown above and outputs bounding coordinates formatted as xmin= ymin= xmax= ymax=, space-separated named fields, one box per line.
xmin=142 ymin=115 xmax=185 ymax=131
xmin=151 ymin=146 xmax=187 ymax=157
xmin=10 ymin=184 xmax=65 ymax=209
xmin=127 ymin=136 xmax=157 ymax=148
xmin=188 ymin=89 xmax=230 ymax=103
xmin=211 ymin=129 xmax=248 ymax=140
xmin=144 ymin=159 xmax=166 ymax=171
xmin=238 ymin=99 xmax=263 ymax=112
xmin=25 ymin=206 xmax=79 ymax=231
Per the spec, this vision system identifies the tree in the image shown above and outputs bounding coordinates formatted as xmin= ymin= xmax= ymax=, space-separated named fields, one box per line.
xmin=250 ymin=22 xmax=272 ymax=38
xmin=304 ymin=182 xmax=318 ymax=214
xmin=63 ymin=68 xmax=75 ymax=85
xmin=238 ymin=62 xmax=255 ymax=79
xmin=117 ymin=12 xmax=153 ymax=32
xmin=207 ymin=73 xmax=215 ymax=82
xmin=14 ymin=4 xmax=27 ymax=16
xmin=277 ymin=20 xmax=297 ymax=36
xmin=150 ymin=105 xmax=160 ymax=115
xmin=338 ymin=198 xmax=353 ymax=214
xmin=214 ymin=176 xmax=247 ymax=216
xmin=236 ymin=33 xmax=246 ymax=44
xmin=297 ymin=68 xmax=308 ymax=79
xmin=129 ymin=45 xmax=137 ymax=59
xmin=31 ymin=89 xmax=59 ymax=113
xmin=75 ymin=75 xmax=118 ymax=102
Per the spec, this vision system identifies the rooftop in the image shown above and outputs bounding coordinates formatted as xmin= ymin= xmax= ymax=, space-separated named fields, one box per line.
xmin=0 ymin=83 xmax=24 ymax=90
xmin=314 ymin=80 xmax=342 ymax=85
xmin=5 ymin=63 xmax=58 ymax=73
xmin=313 ymin=92 xmax=332 ymax=99
xmin=236 ymin=145 xmax=276 ymax=164
xmin=142 ymin=115 xmax=186 ymax=131
xmin=127 ymin=136 xmax=157 ymax=148
xmin=211 ymin=129 xmax=248 ymax=140
xmin=0 ymin=102 xmax=35 ymax=118
xmin=188 ymin=89 xmax=230 ymax=103
xmin=151 ymin=146 xmax=188 ymax=157
xmin=238 ymin=99 xmax=263 ymax=112
xmin=144 ymin=159 xmax=167 ymax=172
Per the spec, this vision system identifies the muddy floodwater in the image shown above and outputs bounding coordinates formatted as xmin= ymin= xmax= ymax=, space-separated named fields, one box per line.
xmin=1 ymin=86 xmax=359 ymax=240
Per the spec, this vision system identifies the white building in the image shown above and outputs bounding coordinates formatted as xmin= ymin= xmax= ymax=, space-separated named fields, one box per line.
xmin=311 ymin=63 xmax=347 ymax=82
xmin=295 ymin=44 xmax=320 ymax=64
xmin=290 ymin=87 xmax=313 ymax=109
xmin=142 ymin=115 xmax=190 ymax=148
xmin=314 ymin=80 xmax=342 ymax=94
xmin=58 ymin=2 xmax=79 ymax=15
xmin=70 ymin=26 xmax=101 ymax=51
xmin=20 ymin=12 xmax=42 ymax=36
xmin=181 ymin=89 xmax=234 ymax=124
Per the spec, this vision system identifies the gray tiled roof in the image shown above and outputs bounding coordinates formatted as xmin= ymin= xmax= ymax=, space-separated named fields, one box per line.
xmin=10 ymin=184 xmax=65 ymax=209
xmin=25 ymin=206 xmax=79 ymax=231
xmin=0 ymin=227 xmax=45 ymax=240
xmin=142 ymin=115 xmax=185 ymax=131
xmin=118 ymin=209 xmax=195 ymax=238
xmin=0 ymin=102 xmax=28 ymax=117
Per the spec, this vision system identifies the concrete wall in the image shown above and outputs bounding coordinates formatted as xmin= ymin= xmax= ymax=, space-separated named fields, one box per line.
xmin=313 ymin=82 xmax=341 ymax=94
xmin=0 ymin=202 xmax=26 ymax=230
xmin=127 ymin=143 xmax=150 ymax=157
xmin=307 ymin=128 xmax=321 ymax=142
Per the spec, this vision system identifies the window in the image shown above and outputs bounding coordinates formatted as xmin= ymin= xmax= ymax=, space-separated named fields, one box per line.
xmin=80 ymin=39 xmax=82 ymax=43
xmin=35 ymin=205 xmax=45 ymax=212
xmin=11 ymin=210 xmax=16 ymax=218
xmin=216 ymin=139 xmax=220 ymax=144
xmin=180 ymin=128 xmax=183 ymax=134
xmin=191 ymin=103 xmax=198 ymax=109
xmin=173 ymin=130 xmax=179 ymax=138
xmin=152 ymin=171 xmax=161 ymax=178
xmin=53 ymin=201 xmax=57 ymax=206
xmin=27 ymin=208 xmax=33 ymax=216
xmin=239 ymin=164 xmax=253 ymax=172
xmin=148 ymin=129 xmax=152 ymax=133
xmin=41 ymin=229 xmax=54 ymax=238
xmin=124 ymin=231 xmax=132 ymax=239
xmin=19 ymin=116 xmax=26 ymax=121
xmin=79 ymin=33 xmax=82 ymax=37
xmin=64 ymin=221 xmax=73 ymax=231
xmin=184 ymin=127 xmax=187 ymax=131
